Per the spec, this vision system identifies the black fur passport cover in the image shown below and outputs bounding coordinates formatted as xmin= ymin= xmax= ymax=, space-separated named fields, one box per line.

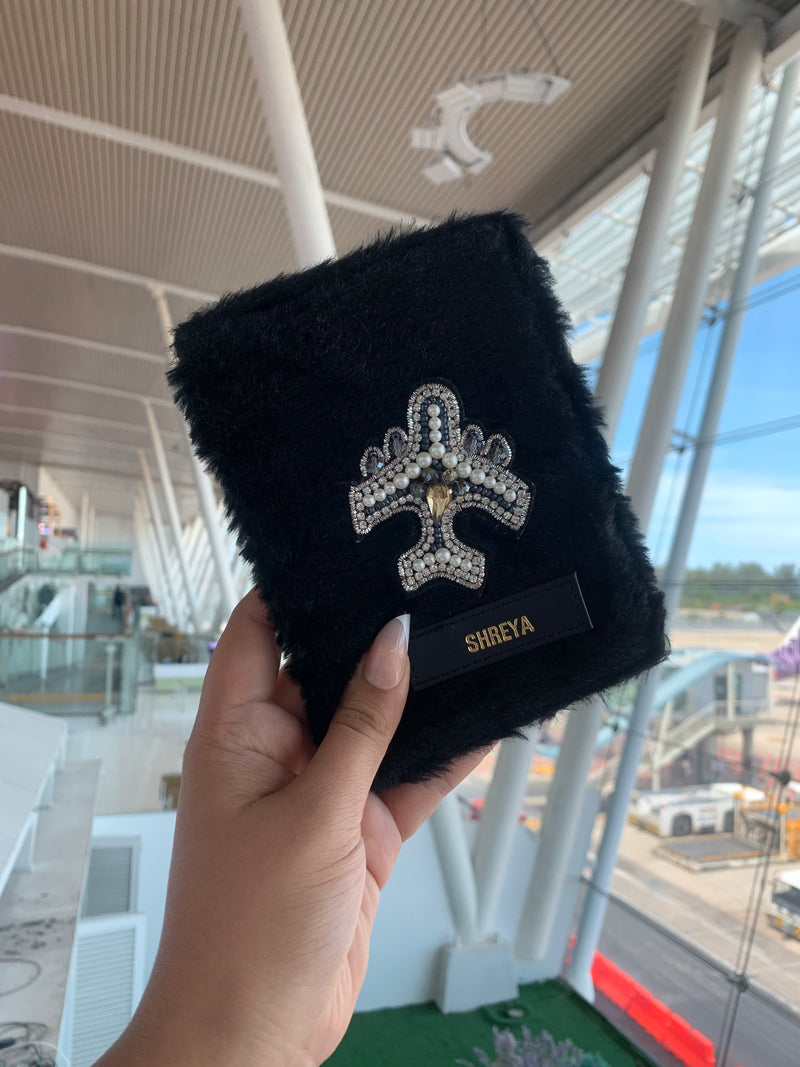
xmin=169 ymin=211 xmax=667 ymax=790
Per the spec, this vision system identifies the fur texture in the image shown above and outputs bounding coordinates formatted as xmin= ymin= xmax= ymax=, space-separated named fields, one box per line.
xmin=169 ymin=211 xmax=667 ymax=790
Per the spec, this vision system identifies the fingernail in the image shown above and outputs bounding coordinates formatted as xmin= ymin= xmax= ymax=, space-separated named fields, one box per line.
xmin=363 ymin=613 xmax=411 ymax=690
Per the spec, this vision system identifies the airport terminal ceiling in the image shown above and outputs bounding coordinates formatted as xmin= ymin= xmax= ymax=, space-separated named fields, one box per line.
xmin=1 ymin=0 xmax=800 ymax=523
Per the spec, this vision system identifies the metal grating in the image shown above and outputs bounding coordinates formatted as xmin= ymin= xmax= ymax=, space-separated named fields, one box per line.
xmin=70 ymin=923 xmax=138 ymax=1067
xmin=81 ymin=844 xmax=135 ymax=918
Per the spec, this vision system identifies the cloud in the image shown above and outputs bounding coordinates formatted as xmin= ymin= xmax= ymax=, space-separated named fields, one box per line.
xmin=647 ymin=466 xmax=799 ymax=568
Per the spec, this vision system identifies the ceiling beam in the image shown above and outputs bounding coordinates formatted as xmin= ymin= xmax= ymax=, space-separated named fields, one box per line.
xmin=0 ymin=242 xmax=217 ymax=303
xmin=0 ymin=324 xmax=166 ymax=364
xmin=0 ymin=369 xmax=174 ymax=405
xmin=0 ymin=94 xmax=428 ymax=229
xmin=0 ymin=424 xmax=188 ymax=462
xmin=0 ymin=402 xmax=181 ymax=440
xmin=0 ymin=447 xmax=196 ymax=493
xmin=532 ymin=3 xmax=800 ymax=247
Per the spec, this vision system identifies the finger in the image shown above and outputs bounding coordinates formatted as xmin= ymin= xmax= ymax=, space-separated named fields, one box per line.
xmin=301 ymin=614 xmax=410 ymax=819
xmin=196 ymin=588 xmax=280 ymax=730
xmin=272 ymin=667 xmax=307 ymax=725
xmin=380 ymin=745 xmax=494 ymax=841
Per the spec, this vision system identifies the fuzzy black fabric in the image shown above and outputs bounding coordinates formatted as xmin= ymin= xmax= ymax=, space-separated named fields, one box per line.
xmin=169 ymin=211 xmax=667 ymax=790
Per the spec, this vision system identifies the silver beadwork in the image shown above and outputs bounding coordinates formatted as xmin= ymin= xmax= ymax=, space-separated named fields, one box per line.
xmin=349 ymin=383 xmax=533 ymax=592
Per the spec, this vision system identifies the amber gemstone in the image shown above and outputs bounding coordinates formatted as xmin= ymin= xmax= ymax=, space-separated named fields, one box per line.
xmin=426 ymin=482 xmax=452 ymax=522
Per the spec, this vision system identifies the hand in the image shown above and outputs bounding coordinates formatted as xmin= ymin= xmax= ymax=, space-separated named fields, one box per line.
xmin=96 ymin=590 xmax=486 ymax=1067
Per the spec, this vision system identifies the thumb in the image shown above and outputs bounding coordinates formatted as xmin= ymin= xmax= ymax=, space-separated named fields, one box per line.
xmin=303 ymin=614 xmax=410 ymax=815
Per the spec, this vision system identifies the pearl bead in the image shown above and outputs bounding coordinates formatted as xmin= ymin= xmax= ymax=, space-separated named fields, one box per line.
xmin=442 ymin=452 xmax=458 ymax=469
xmin=423 ymin=553 xmax=435 ymax=565
xmin=417 ymin=452 xmax=432 ymax=468
xmin=412 ymin=559 xmax=426 ymax=571
xmin=435 ymin=548 xmax=451 ymax=563
xmin=469 ymin=469 xmax=486 ymax=484
xmin=363 ymin=495 xmax=375 ymax=507
xmin=373 ymin=488 xmax=386 ymax=502
xmin=456 ymin=462 xmax=472 ymax=478
xmin=493 ymin=482 xmax=506 ymax=494
xmin=385 ymin=482 xmax=396 ymax=494
xmin=462 ymin=559 xmax=472 ymax=571
xmin=484 ymin=476 xmax=496 ymax=489
xmin=428 ymin=417 xmax=442 ymax=430
xmin=504 ymin=489 xmax=517 ymax=502
xmin=429 ymin=443 xmax=445 ymax=459
xmin=429 ymin=430 xmax=442 ymax=443
xmin=427 ymin=404 xmax=440 ymax=416
xmin=394 ymin=473 xmax=410 ymax=489
xmin=405 ymin=463 xmax=421 ymax=479
xmin=450 ymin=555 xmax=462 ymax=567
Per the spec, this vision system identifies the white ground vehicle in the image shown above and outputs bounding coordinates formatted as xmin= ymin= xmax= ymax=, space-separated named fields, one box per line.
xmin=629 ymin=785 xmax=765 ymax=838
xmin=766 ymin=869 xmax=800 ymax=940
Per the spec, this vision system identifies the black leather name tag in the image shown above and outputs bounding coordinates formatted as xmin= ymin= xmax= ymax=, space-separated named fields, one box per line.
xmin=409 ymin=573 xmax=592 ymax=690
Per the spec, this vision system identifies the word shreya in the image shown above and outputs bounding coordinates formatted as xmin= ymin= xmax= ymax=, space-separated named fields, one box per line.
xmin=465 ymin=615 xmax=536 ymax=653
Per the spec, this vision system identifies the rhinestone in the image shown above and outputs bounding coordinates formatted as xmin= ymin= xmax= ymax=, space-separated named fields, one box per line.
xmin=426 ymin=482 xmax=452 ymax=522
xmin=462 ymin=427 xmax=484 ymax=455
xmin=487 ymin=438 xmax=511 ymax=465
xmin=388 ymin=429 xmax=409 ymax=458
xmin=364 ymin=448 xmax=384 ymax=476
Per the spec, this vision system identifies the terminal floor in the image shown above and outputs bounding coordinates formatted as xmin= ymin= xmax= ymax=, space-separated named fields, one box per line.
xmin=325 ymin=980 xmax=657 ymax=1067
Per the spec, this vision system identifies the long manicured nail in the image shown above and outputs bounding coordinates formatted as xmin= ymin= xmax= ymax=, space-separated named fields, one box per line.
xmin=363 ymin=614 xmax=411 ymax=690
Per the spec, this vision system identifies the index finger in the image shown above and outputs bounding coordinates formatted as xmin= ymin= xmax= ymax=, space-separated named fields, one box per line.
xmin=196 ymin=588 xmax=281 ymax=730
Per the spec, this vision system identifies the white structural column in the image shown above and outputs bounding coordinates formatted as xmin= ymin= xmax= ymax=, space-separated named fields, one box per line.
xmin=79 ymin=489 xmax=90 ymax=544
xmin=514 ymin=14 xmax=724 ymax=963
xmin=514 ymin=16 xmax=772 ymax=968
xmin=138 ymin=461 xmax=182 ymax=627
xmin=625 ymin=17 xmax=767 ymax=527
xmin=429 ymin=793 xmax=479 ymax=943
xmin=139 ymin=418 xmax=200 ymax=630
xmin=566 ymin=55 xmax=800 ymax=1000
xmin=594 ymin=9 xmax=719 ymax=434
xmin=133 ymin=499 xmax=170 ymax=619
xmin=473 ymin=729 xmax=537 ymax=939
xmin=149 ymin=285 xmax=240 ymax=620
xmin=238 ymin=0 xmax=337 ymax=266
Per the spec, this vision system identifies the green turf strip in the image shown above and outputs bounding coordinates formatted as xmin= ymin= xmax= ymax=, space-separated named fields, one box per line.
xmin=326 ymin=979 xmax=656 ymax=1066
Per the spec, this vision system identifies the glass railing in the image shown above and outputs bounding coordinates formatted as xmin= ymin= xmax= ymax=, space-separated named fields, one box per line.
xmin=0 ymin=546 xmax=37 ymax=587
xmin=0 ymin=629 xmax=140 ymax=719
xmin=0 ymin=543 xmax=132 ymax=583
xmin=569 ymin=874 xmax=800 ymax=1067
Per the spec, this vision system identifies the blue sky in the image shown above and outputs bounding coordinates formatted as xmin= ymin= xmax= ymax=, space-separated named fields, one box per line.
xmin=584 ymin=266 xmax=800 ymax=570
